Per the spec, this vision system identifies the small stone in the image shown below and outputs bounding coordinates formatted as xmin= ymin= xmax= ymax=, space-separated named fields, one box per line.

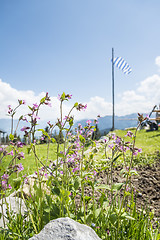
xmin=0 ymin=196 xmax=27 ymax=228
xmin=29 ymin=217 xmax=102 ymax=240
xmin=137 ymin=192 xmax=142 ymax=197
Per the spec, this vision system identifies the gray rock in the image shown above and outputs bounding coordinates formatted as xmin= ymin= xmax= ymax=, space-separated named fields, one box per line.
xmin=29 ymin=217 xmax=102 ymax=240
xmin=0 ymin=196 xmax=27 ymax=228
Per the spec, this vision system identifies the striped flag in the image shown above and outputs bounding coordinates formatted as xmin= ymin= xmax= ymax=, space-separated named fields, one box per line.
xmin=112 ymin=56 xmax=132 ymax=74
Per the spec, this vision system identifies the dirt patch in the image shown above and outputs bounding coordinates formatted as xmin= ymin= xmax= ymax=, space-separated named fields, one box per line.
xmin=95 ymin=158 xmax=160 ymax=220
xmin=131 ymin=159 xmax=160 ymax=218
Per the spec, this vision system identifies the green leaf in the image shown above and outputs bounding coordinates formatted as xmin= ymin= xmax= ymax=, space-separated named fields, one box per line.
xmin=84 ymin=196 xmax=91 ymax=201
xmin=40 ymin=96 xmax=46 ymax=104
xmin=57 ymin=152 xmax=64 ymax=158
xmin=61 ymin=92 xmax=66 ymax=100
xmin=121 ymin=212 xmax=135 ymax=220
xmin=111 ymin=183 xmax=124 ymax=191
xmin=103 ymin=201 xmax=109 ymax=208
xmin=9 ymin=134 xmax=14 ymax=141
xmin=112 ymin=153 xmax=122 ymax=163
xmin=74 ymin=102 xmax=79 ymax=107
xmin=79 ymin=135 xmax=85 ymax=144
xmin=109 ymin=213 xmax=117 ymax=224
xmin=42 ymin=131 xmax=50 ymax=138
xmin=13 ymin=177 xmax=21 ymax=190
xmin=69 ymin=118 xmax=73 ymax=127
xmin=52 ymin=187 xmax=60 ymax=196
xmin=28 ymin=106 xmax=33 ymax=111
xmin=86 ymin=213 xmax=93 ymax=224
xmin=44 ymin=206 xmax=51 ymax=213
xmin=95 ymin=208 xmax=101 ymax=218
xmin=37 ymin=129 xmax=44 ymax=132
xmin=27 ymin=147 xmax=32 ymax=154
xmin=74 ymin=178 xmax=80 ymax=190
xmin=51 ymin=138 xmax=56 ymax=143
xmin=95 ymin=184 xmax=111 ymax=191
xmin=91 ymin=140 xmax=96 ymax=147
xmin=130 ymin=170 xmax=138 ymax=175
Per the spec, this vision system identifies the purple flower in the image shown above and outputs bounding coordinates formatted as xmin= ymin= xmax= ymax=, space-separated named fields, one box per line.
xmin=57 ymin=93 xmax=72 ymax=101
xmin=22 ymin=116 xmax=28 ymax=122
xmin=45 ymin=101 xmax=52 ymax=107
xmin=86 ymin=120 xmax=92 ymax=125
xmin=8 ymin=184 xmax=12 ymax=189
xmin=41 ymin=137 xmax=44 ymax=141
xmin=44 ymin=173 xmax=48 ymax=178
xmin=33 ymin=103 xmax=39 ymax=109
xmin=133 ymin=151 xmax=138 ymax=156
xmin=2 ymin=174 xmax=9 ymax=180
xmin=32 ymin=113 xmax=40 ymax=121
xmin=60 ymin=171 xmax=63 ymax=175
xmin=138 ymin=148 xmax=142 ymax=153
xmin=8 ymin=105 xmax=13 ymax=114
xmin=2 ymin=181 xmax=7 ymax=190
xmin=115 ymin=137 xmax=121 ymax=144
xmin=24 ymin=177 xmax=29 ymax=184
xmin=72 ymin=167 xmax=79 ymax=173
xmin=93 ymin=170 xmax=97 ymax=176
xmin=18 ymin=99 xmax=26 ymax=105
xmin=64 ymin=116 xmax=69 ymax=121
xmin=107 ymin=229 xmax=110 ymax=235
xmin=125 ymin=131 xmax=133 ymax=138
xmin=17 ymin=163 xmax=24 ymax=172
xmin=17 ymin=141 xmax=23 ymax=148
xmin=7 ymin=150 xmax=14 ymax=156
xmin=76 ymin=103 xmax=87 ymax=111
xmin=21 ymin=126 xmax=30 ymax=132
xmin=108 ymin=143 xmax=114 ymax=149
xmin=17 ymin=152 xmax=25 ymax=160
xmin=57 ymin=94 xmax=61 ymax=101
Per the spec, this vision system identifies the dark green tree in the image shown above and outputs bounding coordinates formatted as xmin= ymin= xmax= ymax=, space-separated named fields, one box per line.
xmin=92 ymin=124 xmax=101 ymax=140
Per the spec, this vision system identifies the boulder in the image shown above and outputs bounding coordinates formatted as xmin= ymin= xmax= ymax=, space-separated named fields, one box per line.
xmin=29 ymin=217 xmax=102 ymax=240
xmin=10 ymin=173 xmax=51 ymax=199
xmin=0 ymin=196 xmax=27 ymax=228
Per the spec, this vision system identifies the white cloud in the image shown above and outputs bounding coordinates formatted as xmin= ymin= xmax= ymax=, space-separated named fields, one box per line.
xmin=0 ymin=68 xmax=160 ymax=124
xmin=74 ymin=96 xmax=112 ymax=120
xmin=137 ymin=74 xmax=160 ymax=101
xmin=155 ymin=56 xmax=160 ymax=68
xmin=0 ymin=79 xmax=91 ymax=122
xmin=115 ymin=73 xmax=160 ymax=115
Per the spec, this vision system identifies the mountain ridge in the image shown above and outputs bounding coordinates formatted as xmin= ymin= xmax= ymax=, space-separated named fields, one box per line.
xmin=0 ymin=112 xmax=149 ymax=137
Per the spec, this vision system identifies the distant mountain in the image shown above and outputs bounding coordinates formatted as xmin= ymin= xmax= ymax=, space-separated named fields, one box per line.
xmin=0 ymin=113 xmax=149 ymax=138
xmin=0 ymin=118 xmax=51 ymax=137
xmin=74 ymin=113 xmax=140 ymax=135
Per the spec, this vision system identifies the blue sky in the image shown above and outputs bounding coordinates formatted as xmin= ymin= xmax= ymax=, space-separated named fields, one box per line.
xmin=0 ymin=0 xmax=160 ymax=121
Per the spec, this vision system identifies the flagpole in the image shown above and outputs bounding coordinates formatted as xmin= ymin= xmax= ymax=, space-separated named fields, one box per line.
xmin=111 ymin=47 xmax=115 ymax=131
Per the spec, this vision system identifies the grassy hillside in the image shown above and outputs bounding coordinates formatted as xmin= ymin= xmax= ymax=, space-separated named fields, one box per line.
xmin=2 ymin=129 xmax=160 ymax=176
xmin=115 ymin=129 xmax=160 ymax=154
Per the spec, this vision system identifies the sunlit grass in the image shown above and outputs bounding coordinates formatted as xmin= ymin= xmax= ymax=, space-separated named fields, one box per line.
xmin=115 ymin=129 xmax=160 ymax=154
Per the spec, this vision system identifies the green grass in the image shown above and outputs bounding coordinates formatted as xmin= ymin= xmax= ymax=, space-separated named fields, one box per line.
xmin=115 ymin=129 xmax=160 ymax=154
xmin=2 ymin=129 xmax=160 ymax=176
xmin=2 ymin=143 xmax=57 ymax=174
xmin=1 ymin=129 xmax=160 ymax=240
xmin=87 ymin=129 xmax=160 ymax=167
